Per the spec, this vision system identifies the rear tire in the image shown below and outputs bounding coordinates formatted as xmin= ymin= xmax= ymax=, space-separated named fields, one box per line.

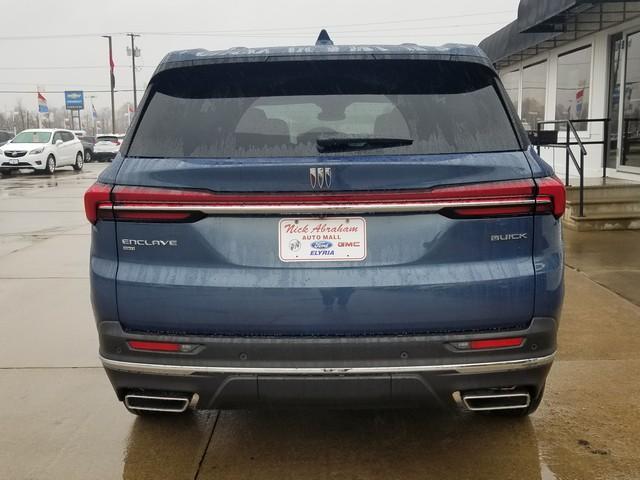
xmin=84 ymin=149 xmax=92 ymax=162
xmin=73 ymin=152 xmax=83 ymax=171
xmin=44 ymin=155 xmax=56 ymax=174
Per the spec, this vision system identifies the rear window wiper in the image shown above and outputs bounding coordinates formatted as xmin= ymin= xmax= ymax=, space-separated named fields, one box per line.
xmin=316 ymin=136 xmax=413 ymax=153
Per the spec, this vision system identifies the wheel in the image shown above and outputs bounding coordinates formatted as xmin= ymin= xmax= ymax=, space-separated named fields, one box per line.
xmin=84 ymin=149 xmax=92 ymax=163
xmin=73 ymin=152 xmax=84 ymax=171
xmin=0 ymin=170 xmax=13 ymax=176
xmin=44 ymin=155 xmax=56 ymax=174
xmin=485 ymin=385 xmax=546 ymax=417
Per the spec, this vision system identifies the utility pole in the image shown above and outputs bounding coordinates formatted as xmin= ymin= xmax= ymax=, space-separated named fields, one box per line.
xmin=126 ymin=33 xmax=141 ymax=111
xmin=102 ymin=35 xmax=116 ymax=133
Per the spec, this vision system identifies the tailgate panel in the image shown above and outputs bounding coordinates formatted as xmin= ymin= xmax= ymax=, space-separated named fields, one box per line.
xmin=115 ymin=213 xmax=534 ymax=335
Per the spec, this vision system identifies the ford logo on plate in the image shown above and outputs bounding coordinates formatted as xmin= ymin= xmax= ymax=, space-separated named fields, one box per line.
xmin=311 ymin=241 xmax=333 ymax=250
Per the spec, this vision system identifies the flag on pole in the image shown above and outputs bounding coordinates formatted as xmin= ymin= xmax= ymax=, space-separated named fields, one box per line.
xmin=92 ymin=103 xmax=98 ymax=120
xmin=37 ymin=92 xmax=48 ymax=113
xmin=109 ymin=49 xmax=116 ymax=89
xmin=575 ymin=88 xmax=584 ymax=117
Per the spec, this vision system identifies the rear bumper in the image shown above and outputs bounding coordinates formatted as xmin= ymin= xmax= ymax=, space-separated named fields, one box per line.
xmin=101 ymin=353 xmax=553 ymax=376
xmin=93 ymin=152 xmax=116 ymax=161
xmin=99 ymin=317 xmax=557 ymax=409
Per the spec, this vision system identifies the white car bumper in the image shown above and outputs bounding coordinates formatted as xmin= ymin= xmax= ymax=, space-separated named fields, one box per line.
xmin=0 ymin=152 xmax=47 ymax=170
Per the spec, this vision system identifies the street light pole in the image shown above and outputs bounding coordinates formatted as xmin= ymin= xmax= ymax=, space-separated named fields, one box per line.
xmin=127 ymin=33 xmax=140 ymax=111
xmin=102 ymin=35 xmax=116 ymax=133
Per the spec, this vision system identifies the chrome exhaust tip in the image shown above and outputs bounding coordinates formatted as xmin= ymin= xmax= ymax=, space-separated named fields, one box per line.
xmin=124 ymin=393 xmax=191 ymax=413
xmin=461 ymin=390 xmax=531 ymax=411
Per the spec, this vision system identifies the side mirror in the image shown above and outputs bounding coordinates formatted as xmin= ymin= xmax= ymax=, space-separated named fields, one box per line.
xmin=528 ymin=130 xmax=558 ymax=146
xmin=55 ymin=139 xmax=63 ymax=146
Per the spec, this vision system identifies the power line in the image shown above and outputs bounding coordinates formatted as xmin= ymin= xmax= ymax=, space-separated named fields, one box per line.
xmin=0 ymin=10 xmax=513 ymax=41
xmin=0 ymin=65 xmax=154 ymax=71
xmin=0 ymin=81 xmax=115 ymax=88
xmin=0 ymin=89 xmax=137 ymax=94
xmin=133 ymin=31 xmax=494 ymax=38
xmin=198 ymin=10 xmax=514 ymax=31
xmin=135 ymin=21 xmax=508 ymax=36
xmin=295 ymin=21 xmax=508 ymax=33
xmin=0 ymin=29 xmax=502 ymax=41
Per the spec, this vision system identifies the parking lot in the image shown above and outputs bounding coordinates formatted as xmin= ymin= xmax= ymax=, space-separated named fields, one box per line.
xmin=0 ymin=163 xmax=639 ymax=480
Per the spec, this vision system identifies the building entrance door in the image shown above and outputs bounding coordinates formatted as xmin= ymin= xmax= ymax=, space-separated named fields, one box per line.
xmin=616 ymin=30 xmax=640 ymax=173
xmin=606 ymin=33 xmax=623 ymax=169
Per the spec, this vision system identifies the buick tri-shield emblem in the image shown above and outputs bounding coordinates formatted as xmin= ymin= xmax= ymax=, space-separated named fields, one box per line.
xmin=309 ymin=167 xmax=332 ymax=189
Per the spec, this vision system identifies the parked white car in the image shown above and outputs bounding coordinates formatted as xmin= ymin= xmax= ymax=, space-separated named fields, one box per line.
xmin=93 ymin=134 xmax=123 ymax=162
xmin=0 ymin=129 xmax=84 ymax=175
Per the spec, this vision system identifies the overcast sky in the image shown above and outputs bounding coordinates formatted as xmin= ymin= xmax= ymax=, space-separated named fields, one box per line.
xmin=0 ymin=0 xmax=517 ymax=113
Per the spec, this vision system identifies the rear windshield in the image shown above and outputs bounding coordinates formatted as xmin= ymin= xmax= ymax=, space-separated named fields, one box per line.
xmin=97 ymin=136 xmax=118 ymax=143
xmin=128 ymin=60 xmax=520 ymax=158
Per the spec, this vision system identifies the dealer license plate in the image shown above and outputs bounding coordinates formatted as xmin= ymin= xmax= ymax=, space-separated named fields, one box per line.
xmin=278 ymin=217 xmax=367 ymax=262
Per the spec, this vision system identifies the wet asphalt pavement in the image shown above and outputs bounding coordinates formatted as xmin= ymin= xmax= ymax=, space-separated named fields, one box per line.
xmin=1 ymin=163 xmax=639 ymax=480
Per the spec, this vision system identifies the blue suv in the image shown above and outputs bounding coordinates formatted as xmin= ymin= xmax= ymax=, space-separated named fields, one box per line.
xmin=85 ymin=34 xmax=564 ymax=416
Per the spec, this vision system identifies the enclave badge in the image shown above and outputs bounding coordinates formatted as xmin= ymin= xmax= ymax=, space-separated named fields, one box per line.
xmin=309 ymin=167 xmax=332 ymax=189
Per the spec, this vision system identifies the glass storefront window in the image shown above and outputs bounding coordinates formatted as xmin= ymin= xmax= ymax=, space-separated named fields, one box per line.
xmin=521 ymin=61 xmax=547 ymax=131
xmin=621 ymin=31 xmax=640 ymax=169
xmin=606 ymin=34 xmax=623 ymax=168
xmin=556 ymin=46 xmax=592 ymax=129
xmin=501 ymin=70 xmax=520 ymax=113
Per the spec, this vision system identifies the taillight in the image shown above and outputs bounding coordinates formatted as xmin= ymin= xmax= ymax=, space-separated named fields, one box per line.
xmin=450 ymin=337 xmax=525 ymax=350
xmin=113 ymin=210 xmax=195 ymax=222
xmin=535 ymin=176 xmax=566 ymax=218
xmin=442 ymin=176 xmax=565 ymax=219
xmin=437 ymin=179 xmax=536 ymax=218
xmin=93 ymin=177 xmax=565 ymax=222
xmin=469 ymin=337 xmax=524 ymax=349
xmin=105 ymin=185 xmax=208 ymax=222
xmin=127 ymin=341 xmax=198 ymax=353
xmin=84 ymin=182 xmax=112 ymax=224
xmin=449 ymin=206 xmax=533 ymax=217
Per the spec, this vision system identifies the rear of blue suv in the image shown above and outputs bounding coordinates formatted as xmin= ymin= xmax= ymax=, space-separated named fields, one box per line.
xmin=85 ymin=42 xmax=564 ymax=416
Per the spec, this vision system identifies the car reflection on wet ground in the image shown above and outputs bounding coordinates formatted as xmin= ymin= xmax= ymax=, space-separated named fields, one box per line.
xmin=0 ymin=164 xmax=639 ymax=480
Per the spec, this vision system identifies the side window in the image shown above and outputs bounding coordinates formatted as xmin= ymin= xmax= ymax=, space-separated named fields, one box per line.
xmin=52 ymin=132 xmax=63 ymax=144
xmin=61 ymin=132 xmax=74 ymax=142
xmin=556 ymin=46 xmax=592 ymax=130
xmin=500 ymin=69 xmax=521 ymax=114
xmin=522 ymin=61 xmax=547 ymax=131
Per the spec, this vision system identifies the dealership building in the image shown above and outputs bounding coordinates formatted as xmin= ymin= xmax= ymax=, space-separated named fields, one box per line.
xmin=480 ymin=0 xmax=640 ymax=182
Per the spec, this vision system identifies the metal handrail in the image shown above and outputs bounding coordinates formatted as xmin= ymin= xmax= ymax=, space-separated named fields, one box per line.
xmin=535 ymin=118 xmax=609 ymax=218
xmin=568 ymin=121 xmax=588 ymax=156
